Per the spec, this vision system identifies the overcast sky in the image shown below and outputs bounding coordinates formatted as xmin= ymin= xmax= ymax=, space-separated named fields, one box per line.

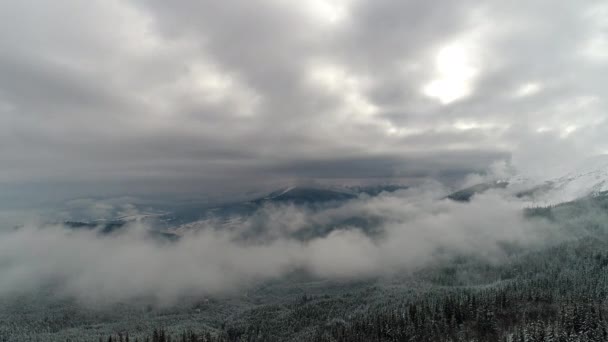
xmin=1 ymin=0 xmax=607 ymax=197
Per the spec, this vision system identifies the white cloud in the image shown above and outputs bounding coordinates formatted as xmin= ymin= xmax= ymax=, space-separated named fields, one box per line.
xmin=0 ymin=189 xmax=554 ymax=304
xmin=514 ymin=82 xmax=542 ymax=97
xmin=308 ymin=61 xmax=378 ymax=120
xmin=423 ymin=40 xmax=479 ymax=104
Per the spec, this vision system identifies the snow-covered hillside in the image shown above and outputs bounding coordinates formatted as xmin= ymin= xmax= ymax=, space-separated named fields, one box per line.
xmin=514 ymin=155 xmax=608 ymax=206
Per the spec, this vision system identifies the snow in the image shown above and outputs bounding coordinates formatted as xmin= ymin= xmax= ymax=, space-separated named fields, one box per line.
xmin=266 ymin=186 xmax=296 ymax=199
xmin=115 ymin=212 xmax=166 ymax=222
xmin=516 ymin=155 xmax=608 ymax=206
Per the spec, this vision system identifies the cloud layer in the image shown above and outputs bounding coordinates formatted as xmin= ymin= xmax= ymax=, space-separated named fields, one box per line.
xmin=0 ymin=188 xmax=552 ymax=304
xmin=0 ymin=0 xmax=607 ymax=195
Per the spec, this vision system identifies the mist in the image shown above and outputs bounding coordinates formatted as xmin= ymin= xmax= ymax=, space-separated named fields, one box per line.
xmin=0 ymin=186 xmax=556 ymax=305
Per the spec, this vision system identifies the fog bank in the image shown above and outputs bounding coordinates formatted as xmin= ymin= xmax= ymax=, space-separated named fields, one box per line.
xmin=0 ymin=189 xmax=553 ymax=304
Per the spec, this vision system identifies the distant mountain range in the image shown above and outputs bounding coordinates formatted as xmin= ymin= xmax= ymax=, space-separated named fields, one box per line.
xmin=60 ymin=184 xmax=409 ymax=239
xmin=251 ymin=186 xmax=358 ymax=205
xmin=168 ymin=184 xmax=407 ymax=238
xmin=58 ymin=155 xmax=608 ymax=240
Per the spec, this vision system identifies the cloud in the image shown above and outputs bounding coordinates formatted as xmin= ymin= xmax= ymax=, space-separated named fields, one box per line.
xmin=1 ymin=0 xmax=607 ymax=197
xmin=0 ymin=187 xmax=554 ymax=305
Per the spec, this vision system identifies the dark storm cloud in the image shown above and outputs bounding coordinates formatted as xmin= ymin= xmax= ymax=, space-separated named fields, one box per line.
xmin=0 ymin=0 xmax=607 ymax=195
xmin=267 ymin=149 xmax=508 ymax=179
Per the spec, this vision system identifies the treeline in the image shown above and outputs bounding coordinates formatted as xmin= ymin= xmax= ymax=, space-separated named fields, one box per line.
xmin=312 ymin=291 xmax=608 ymax=341
xmin=98 ymin=237 xmax=608 ymax=342
xmin=103 ymin=300 xmax=608 ymax=342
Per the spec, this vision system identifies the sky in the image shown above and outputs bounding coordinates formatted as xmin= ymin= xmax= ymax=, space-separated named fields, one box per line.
xmin=1 ymin=0 xmax=608 ymax=198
